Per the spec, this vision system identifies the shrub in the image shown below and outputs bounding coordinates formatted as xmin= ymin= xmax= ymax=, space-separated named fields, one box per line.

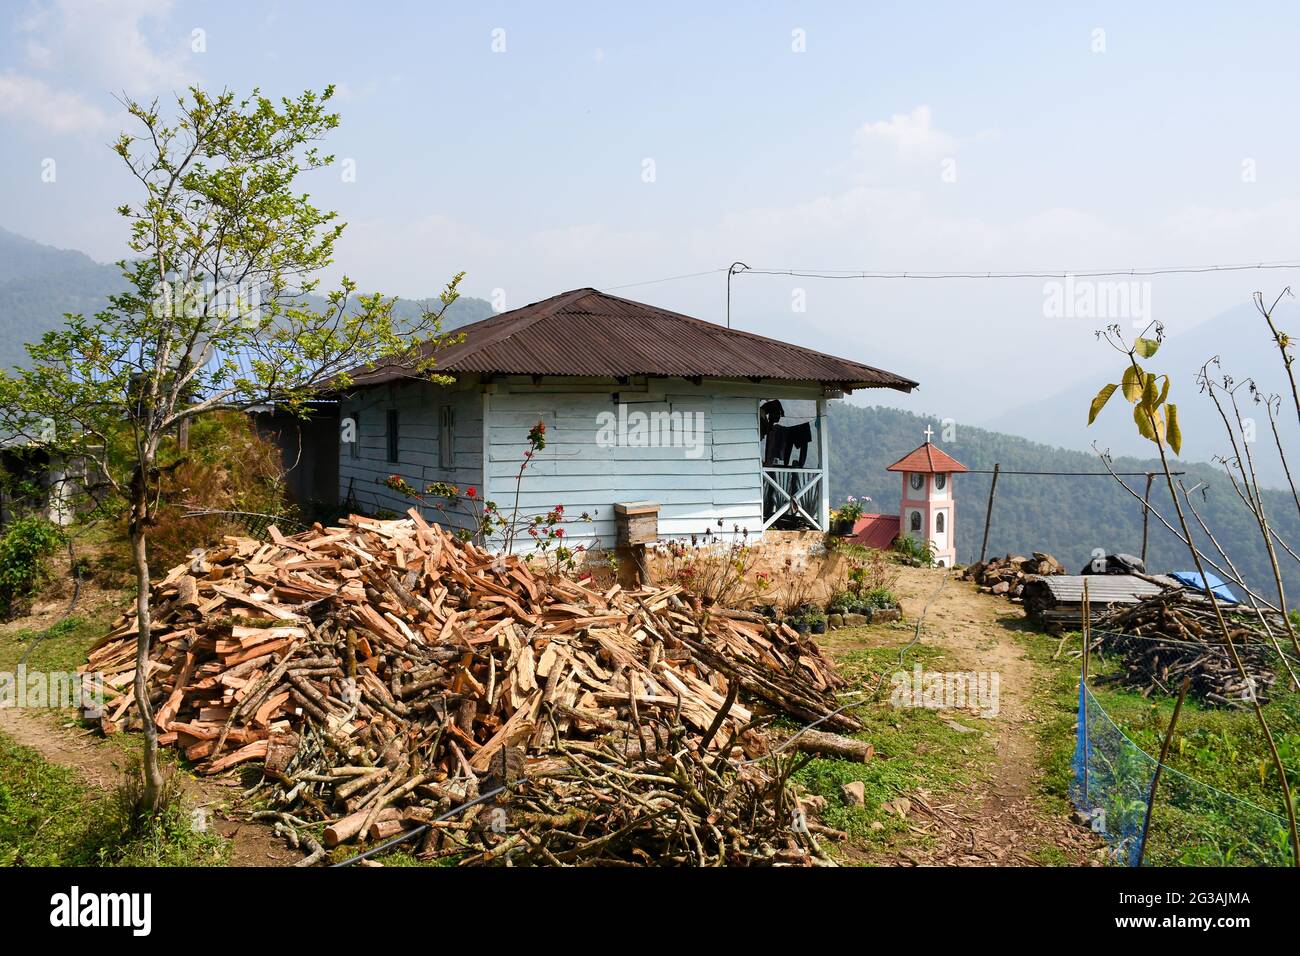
xmin=827 ymin=587 xmax=896 ymax=615
xmin=662 ymin=531 xmax=761 ymax=608
xmin=844 ymin=545 xmax=900 ymax=591
xmin=864 ymin=586 xmax=897 ymax=609
xmin=787 ymin=603 xmax=826 ymax=628
xmin=891 ymin=534 xmax=935 ymax=567
xmin=0 ymin=516 xmax=66 ymax=618
xmin=147 ymin=412 xmax=293 ymax=572
xmin=828 ymin=545 xmax=901 ymax=613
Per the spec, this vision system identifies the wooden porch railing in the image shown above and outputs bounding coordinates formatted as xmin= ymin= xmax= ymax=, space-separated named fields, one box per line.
xmin=761 ymin=466 xmax=825 ymax=531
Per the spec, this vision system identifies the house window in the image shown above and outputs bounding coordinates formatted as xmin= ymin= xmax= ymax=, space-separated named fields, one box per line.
xmin=910 ymin=473 xmax=924 ymax=492
xmin=910 ymin=510 xmax=922 ymax=532
xmin=936 ymin=512 xmax=945 ymax=533
xmin=935 ymin=473 xmax=947 ymax=491
xmin=387 ymin=409 xmax=399 ymax=463
xmin=439 ymin=405 xmax=455 ymax=470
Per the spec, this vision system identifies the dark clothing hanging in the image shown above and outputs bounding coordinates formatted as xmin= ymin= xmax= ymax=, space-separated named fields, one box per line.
xmin=763 ymin=422 xmax=812 ymax=467
xmin=759 ymin=400 xmax=785 ymax=434
xmin=761 ymin=406 xmax=813 ymax=468
xmin=783 ymin=421 xmax=812 ymax=467
xmin=759 ymin=401 xmax=819 ymax=529
xmin=759 ymin=400 xmax=785 ymax=465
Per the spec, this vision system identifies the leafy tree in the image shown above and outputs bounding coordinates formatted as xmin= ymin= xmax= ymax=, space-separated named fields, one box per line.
xmin=1090 ymin=321 xmax=1299 ymax=865
xmin=0 ymin=86 xmax=460 ymax=813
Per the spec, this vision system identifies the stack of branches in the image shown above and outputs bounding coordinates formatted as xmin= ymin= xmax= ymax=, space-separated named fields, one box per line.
xmin=82 ymin=510 xmax=858 ymax=866
xmin=1092 ymin=590 xmax=1286 ymax=707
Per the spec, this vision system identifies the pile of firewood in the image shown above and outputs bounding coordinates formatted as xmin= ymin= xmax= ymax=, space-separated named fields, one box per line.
xmin=961 ymin=551 xmax=1065 ymax=599
xmin=1092 ymin=591 xmax=1287 ymax=707
xmin=82 ymin=510 xmax=860 ymax=866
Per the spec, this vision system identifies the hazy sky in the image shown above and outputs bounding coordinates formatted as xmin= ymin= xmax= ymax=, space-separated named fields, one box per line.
xmin=5 ymin=1 xmax=1300 ymax=434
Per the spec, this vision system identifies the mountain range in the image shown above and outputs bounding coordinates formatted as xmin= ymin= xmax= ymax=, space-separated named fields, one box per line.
xmin=0 ymin=227 xmax=495 ymax=372
xmin=978 ymin=297 xmax=1300 ymax=488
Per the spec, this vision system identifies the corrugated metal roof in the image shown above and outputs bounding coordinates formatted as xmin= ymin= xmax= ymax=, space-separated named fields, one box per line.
xmin=347 ymin=288 xmax=918 ymax=391
xmin=849 ymin=513 xmax=901 ymax=550
xmin=1037 ymin=575 xmax=1165 ymax=604
xmin=886 ymin=442 xmax=968 ymax=474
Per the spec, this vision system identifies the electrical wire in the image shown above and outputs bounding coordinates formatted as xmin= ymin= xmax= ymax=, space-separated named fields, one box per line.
xmin=742 ymin=261 xmax=1300 ymax=281
xmin=592 ymin=259 xmax=1300 ymax=295
xmin=598 ymin=268 xmax=727 ymax=292
xmin=963 ymin=469 xmax=1187 ymax=477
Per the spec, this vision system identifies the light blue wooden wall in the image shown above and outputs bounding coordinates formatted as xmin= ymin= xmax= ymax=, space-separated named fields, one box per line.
xmin=338 ymin=377 xmax=822 ymax=548
xmin=338 ymin=381 xmax=483 ymax=533
xmin=485 ymin=385 xmax=763 ymax=549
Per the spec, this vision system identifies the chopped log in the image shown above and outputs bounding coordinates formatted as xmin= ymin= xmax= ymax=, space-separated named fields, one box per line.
xmin=784 ymin=728 xmax=875 ymax=763
xmin=80 ymin=509 xmax=853 ymax=866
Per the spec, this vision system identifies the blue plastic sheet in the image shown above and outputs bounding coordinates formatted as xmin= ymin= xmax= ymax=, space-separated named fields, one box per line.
xmin=1167 ymin=570 xmax=1239 ymax=605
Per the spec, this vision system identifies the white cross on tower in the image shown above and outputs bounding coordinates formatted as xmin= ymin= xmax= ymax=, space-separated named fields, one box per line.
xmin=923 ymin=425 xmax=934 ymax=442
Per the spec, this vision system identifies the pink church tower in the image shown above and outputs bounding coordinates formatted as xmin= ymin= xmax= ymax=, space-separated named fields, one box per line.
xmin=886 ymin=427 xmax=968 ymax=568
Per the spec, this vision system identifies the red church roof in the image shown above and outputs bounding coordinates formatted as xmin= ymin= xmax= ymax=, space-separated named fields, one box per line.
xmin=849 ymin=513 xmax=902 ymax=550
xmin=886 ymin=442 xmax=968 ymax=474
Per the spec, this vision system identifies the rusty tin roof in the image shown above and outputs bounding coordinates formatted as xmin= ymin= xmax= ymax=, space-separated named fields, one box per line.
xmin=347 ymin=288 xmax=918 ymax=392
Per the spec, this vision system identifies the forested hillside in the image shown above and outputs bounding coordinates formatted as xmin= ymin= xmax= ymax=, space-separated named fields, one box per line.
xmin=830 ymin=402 xmax=1300 ymax=606
xmin=0 ymin=228 xmax=495 ymax=371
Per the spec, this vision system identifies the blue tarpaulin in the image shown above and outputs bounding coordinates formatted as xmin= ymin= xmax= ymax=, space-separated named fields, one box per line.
xmin=1168 ymin=570 xmax=1239 ymax=604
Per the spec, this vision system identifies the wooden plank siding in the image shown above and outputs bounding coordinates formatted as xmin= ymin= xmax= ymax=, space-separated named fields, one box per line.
xmin=484 ymin=384 xmax=764 ymax=548
xmin=338 ymin=375 xmax=825 ymax=549
xmin=337 ymin=380 xmax=484 ymax=533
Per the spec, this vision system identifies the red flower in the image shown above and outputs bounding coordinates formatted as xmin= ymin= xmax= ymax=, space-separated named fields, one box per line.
xmin=554 ymin=528 xmax=564 ymax=538
xmin=466 ymin=487 xmax=477 ymax=499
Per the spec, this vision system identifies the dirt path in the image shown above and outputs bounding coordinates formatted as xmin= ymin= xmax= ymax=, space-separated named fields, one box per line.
xmin=0 ymin=706 xmax=298 ymax=866
xmin=869 ymin=566 xmax=1102 ymax=865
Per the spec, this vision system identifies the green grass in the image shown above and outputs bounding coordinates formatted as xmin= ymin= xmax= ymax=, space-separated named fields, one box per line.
xmin=1015 ymin=627 xmax=1300 ymax=866
xmin=0 ymin=611 xmax=114 ymax=672
xmin=0 ymin=732 xmax=229 ymax=866
xmin=793 ymin=639 xmax=994 ymax=856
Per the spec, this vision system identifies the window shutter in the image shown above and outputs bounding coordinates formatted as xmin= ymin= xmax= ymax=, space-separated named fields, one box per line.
xmin=439 ymin=406 xmax=455 ymax=470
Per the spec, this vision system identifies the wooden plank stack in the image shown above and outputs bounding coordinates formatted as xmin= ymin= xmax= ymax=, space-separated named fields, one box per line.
xmin=82 ymin=510 xmax=858 ymax=865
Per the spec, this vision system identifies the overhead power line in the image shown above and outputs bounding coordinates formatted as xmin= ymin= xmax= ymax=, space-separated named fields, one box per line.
xmin=741 ymin=260 xmax=1300 ymax=281
xmin=599 ymin=268 xmax=727 ymax=291
xmin=596 ymin=258 xmax=1300 ymax=295
xmin=965 ymin=469 xmax=1186 ymax=477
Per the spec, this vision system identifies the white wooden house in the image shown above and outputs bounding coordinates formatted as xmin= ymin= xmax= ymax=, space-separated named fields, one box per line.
xmin=332 ymin=288 xmax=917 ymax=548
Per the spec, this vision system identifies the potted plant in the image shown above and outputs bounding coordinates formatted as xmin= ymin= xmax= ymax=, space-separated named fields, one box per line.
xmin=830 ymin=496 xmax=866 ymax=536
xmin=787 ymin=602 xmax=825 ymax=634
